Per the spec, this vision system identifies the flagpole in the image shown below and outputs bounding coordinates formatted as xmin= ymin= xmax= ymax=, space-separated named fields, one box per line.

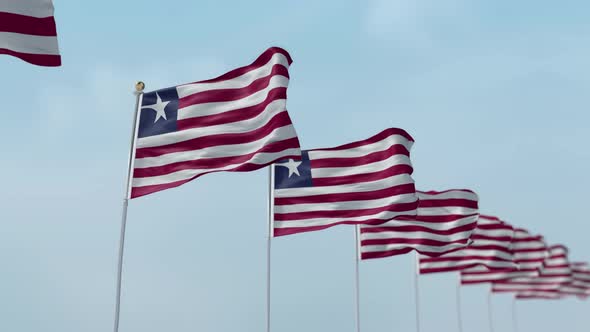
xmin=414 ymin=252 xmax=421 ymax=332
xmin=487 ymin=291 xmax=495 ymax=332
xmin=354 ymin=225 xmax=361 ymax=332
xmin=113 ymin=82 xmax=144 ymax=332
xmin=266 ymin=165 xmax=275 ymax=332
xmin=511 ymin=297 xmax=518 ymax=332
xmin=456 ymin=274 xmax=463 ymax=332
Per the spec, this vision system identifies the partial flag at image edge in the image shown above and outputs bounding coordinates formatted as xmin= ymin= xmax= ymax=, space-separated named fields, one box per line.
xmin=0 ymin=0 xmax=61 ymax=67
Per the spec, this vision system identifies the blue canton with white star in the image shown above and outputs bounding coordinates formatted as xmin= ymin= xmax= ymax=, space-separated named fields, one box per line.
xmin=137 ymin=87 xmax=179 ymax=138
xmin=274 ymin=151 xmax=313 ymax=189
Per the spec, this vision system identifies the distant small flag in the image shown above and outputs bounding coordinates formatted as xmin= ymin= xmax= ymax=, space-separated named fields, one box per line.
xmin=553 ymin=262 xmax=590 ymax=299
xmin=493 ymin=245 xmax=572 ymax=295
xmin=131 ymin=47 xmax=301 ymax=198
xmin=514 ymin=262 xmax=590 ymax=300
xmin=273 ymin=128 xmax=418 ymax=236
xmin=570 ymin=263 xmax=590 ymax=296
xmin=0 ymin=0 xmax=61 ymax=66
xmin=419 ymin=215 xmax=517 ymax=274
xmin=461 ymin=228 xmax=547 ymax=284
xmin=359 ymin=189 xmax=479 ymax=260
xmin=571 ymin=262 xmax=590 ymax=287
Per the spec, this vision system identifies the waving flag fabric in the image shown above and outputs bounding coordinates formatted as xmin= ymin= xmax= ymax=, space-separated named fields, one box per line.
xmin=419 ymin=215 xmax=516 ymax=274
xmin=571 ymin=263 xmax=590 ymax=288
xmin=555 ymin=263 xmax=590 ymax=298
xmin=0 ymin=0 xmax=61 ymax=66
xmin=493 ymin=245 xmax=572 ymax=294
xmin=571 ymin=263 xmax=590 ymax=294
xmin=272 ymin=128 xmax=418 ymax=237
xmin=515 ymin=263 xmax=590 ymax=300
xmin=359 ymin=189 xmax=479 ymax=260
xmin=131 ymin=47 xmax=301 ymax=198
xmin=461 ymin=228 xmax=547 ymax=284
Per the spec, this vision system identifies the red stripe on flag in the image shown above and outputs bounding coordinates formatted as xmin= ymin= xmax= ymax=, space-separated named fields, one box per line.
xmin=0 ymin=48 xmax=60 ymax=67
xmin=178 ymin=64 xmax=289 ymax=108
xmin=420 ymin=259 xmax=516 ymax=274
xmin=411 ymin=214 xmax=478 ymax=223
xmin=177 ymin=87 xmax=287 ymax=130
xmin=420 ymin=247 xmax=513 ymax=260
xmin=362 ymin=237 xmax=471 ymax=248
xmin=135 ymin=112 xmax=294 ymax=158
xmin=273 ymin=215 xmax=418 ymax=237
xmin=275 ymin=183 xmax=416 ymax=205
xmin=362 ymin=248 xmax=415 ymax=259
xmin=417 ymin=189 xmax=474 ymax=195
xmin=417 ymin=198 xmax=479 ymax=209
xmin=0 ymin=12 xmax=57 ymax=36
xmin=361 ymin=222 xmax=478 ymax=237
xmin=311 ymin=144 xmax=410 ymax=168
xmin=312 ymin=164 xmax=414 ymax=187
xmin=469 ymin=234 xmax=514 ymax=242
xmin=274 ymin=201 xmax=419 ymax=221
xmin=188 ymin=47 xmax=292 ymax=85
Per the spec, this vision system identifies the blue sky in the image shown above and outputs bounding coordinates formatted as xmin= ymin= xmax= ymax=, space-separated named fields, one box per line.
xmin=1 ymin=1 xmax=590 ymax=331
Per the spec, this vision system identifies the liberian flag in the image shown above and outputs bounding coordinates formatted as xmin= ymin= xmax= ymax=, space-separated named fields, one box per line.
xmin=272 ymin=128 xmax=418 ymax=237
xmin=359 ymin=189 xmax=479 ymax=260
xmin=492 ymin=245 xmax=572 ymax=295
xmin=419 ymin=215 xmax=517 ymax=274
xmin=558 ymin=262 xmax=590 ymax=298
xmin=131 ymin=47 xmax=301 ymax=198
xmin=0 ymin=0 xmax=61 ymax=66
xmin=515 ymin=262 xmax=590 ymax=300
xmin=461 ymin=228 xmax=547 ymax=284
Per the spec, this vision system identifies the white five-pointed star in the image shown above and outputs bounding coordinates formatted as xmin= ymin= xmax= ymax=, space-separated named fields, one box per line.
xmin=142 ymin=92 xmax=170 ymax=123
xmin=276 ymin=159 xmax=301 ymax=178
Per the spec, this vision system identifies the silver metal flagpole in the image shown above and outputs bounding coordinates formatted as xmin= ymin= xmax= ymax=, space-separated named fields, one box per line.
xmin=354 ymin=225 xmax=361 ymax=332
xmin=113 ymin=81 xmax=144 ymax=332
xmin=266 ymin=165 xmax=275 ymax=332
xmin=456 ymin=274 xmax=463 ymax=332
xmin=487 ymin=291 xmax=495 ymax=332
xmin=511 ymin=297 xmax=518 ymax=332
xmin=414 ymin=252 xmax=421 ymax=332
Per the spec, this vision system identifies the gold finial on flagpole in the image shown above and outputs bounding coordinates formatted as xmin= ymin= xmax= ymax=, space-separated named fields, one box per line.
xmin=135 ymin=81 xmax=145 ymax=92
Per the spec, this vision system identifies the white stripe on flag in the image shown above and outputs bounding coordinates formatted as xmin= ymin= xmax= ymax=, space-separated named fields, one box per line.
xmin=0 ymin=0 xmax=54 ymax=17
xmin=0 ymin=32 xmax=59 ymax=55
xmin=176 ymin=53 xmax=291 ymax=98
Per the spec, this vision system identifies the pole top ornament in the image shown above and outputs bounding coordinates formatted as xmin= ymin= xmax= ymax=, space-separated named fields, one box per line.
xmin=135 ymin=81 xmax=145 ymax=92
